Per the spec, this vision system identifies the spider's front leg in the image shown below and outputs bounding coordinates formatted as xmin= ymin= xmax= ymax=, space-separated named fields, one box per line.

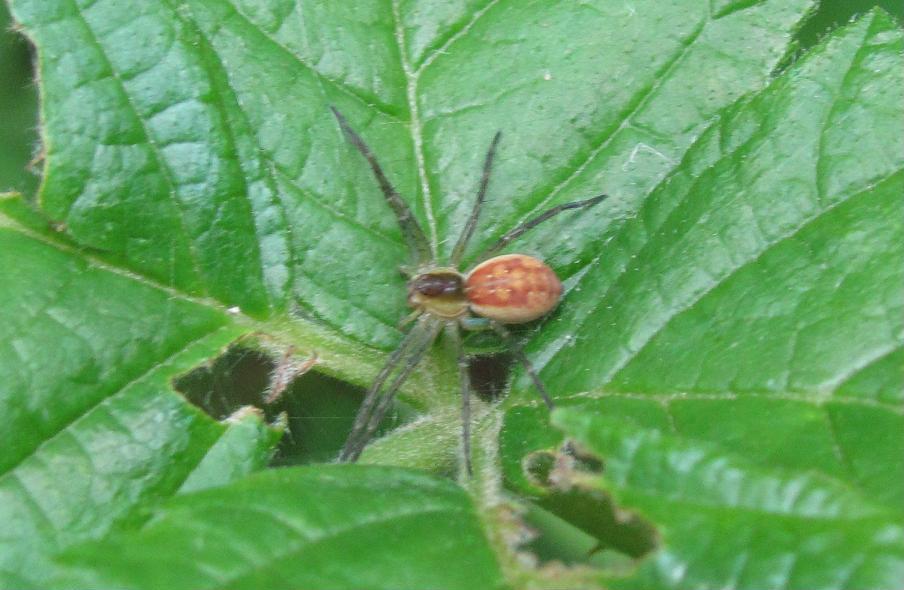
xmin=330 ymin=107 xmax=433 ymax=267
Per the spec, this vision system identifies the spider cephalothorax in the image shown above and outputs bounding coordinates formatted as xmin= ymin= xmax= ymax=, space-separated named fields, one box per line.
xmin=330 ymin=107 xmax=606 ymax=474
xmin=407 ymin=269 xmax=468 ymax=319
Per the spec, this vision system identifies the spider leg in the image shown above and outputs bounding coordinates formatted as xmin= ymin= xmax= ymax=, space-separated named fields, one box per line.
xmin=446 ymin=322 xmax=473 ymax=476
xmin=477 ymin=194 xmax=608 ymax=261
xmin=450 ymin=131 xmax=502 ymax=267
xmin=340 ymin=317 xmax=444 ymax=462
xmin=339 ymin=316 xmax=432 ymax=462
xmin=354 ymin=318 xmax=444 ymax=459
xmin=491 ymin=322 xmax=555 ymax=410
xmin=397 ymin=308 xmax=423 ymax=329
xmin=331 ymin=107 xmax=432 ymax=265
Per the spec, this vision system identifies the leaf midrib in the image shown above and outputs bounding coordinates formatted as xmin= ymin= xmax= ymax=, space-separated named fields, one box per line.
xmin=391 ymin=0 xmax=438 ymax=259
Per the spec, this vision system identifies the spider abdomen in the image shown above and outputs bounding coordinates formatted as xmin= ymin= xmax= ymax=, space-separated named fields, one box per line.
xmin=465 ymin=254 xmax=562 ymax=323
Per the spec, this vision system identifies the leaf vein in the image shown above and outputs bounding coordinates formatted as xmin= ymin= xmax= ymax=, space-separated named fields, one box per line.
xmin=608 ymin=168 xmax=902 ymax=386
xmin=547 ymin=389 xmax=904 ymax=414
xmin=391 ymin=0 xmax=438 ymax=257
xmin=173 ymin=5 xmax=295 ymax=310
xmin=65 ymin=0 xmax=208 ymax=292
xmin=415 ymin=0 xmax=502 ymax=74
xmin=495 ymin=15 xmax=708 ymax=238
xmin=220 ymin=0 xmax=404 ymax=121
xmin=209 ymin=504 xmax=473 ymax=587
xmin=0 ymin=324 xmax=236 ymax=478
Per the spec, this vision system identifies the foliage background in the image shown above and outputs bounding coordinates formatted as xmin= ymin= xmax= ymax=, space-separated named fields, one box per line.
xmin=4 ymin=1 xmax=903 ymax=226
xmin=0 ymin=1 xmax=902 ymax=588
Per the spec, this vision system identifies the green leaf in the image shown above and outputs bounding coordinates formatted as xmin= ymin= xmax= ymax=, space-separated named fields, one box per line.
xmin=9 ymin=0 xmax=814 ymax=348
xmin=526 ymin=9 xmax=903 ymax=400
xmin=52 ymin=466 xmax=505 ymax=590
xmin=497 ymin=12 xmax=904 ymax=589
xmin=0 ymin=213 xmax=254 ymax=588
xmin=178 ymin=407 xmax=284 ymax=494
xmin=552 ymin=406 xmax=904 ymax=590
xmin=4 ymin=0 xmax=899 ymax=589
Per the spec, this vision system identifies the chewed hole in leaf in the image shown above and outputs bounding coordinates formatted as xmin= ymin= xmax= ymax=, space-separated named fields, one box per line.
xmin=521 ymin=502 xmax=642 ymax=574
xmin=524 ymin=450 xmax=557 ymax=487
xmin=271 ymin=371 xmax=418 ymax=466
xmin=564 ymin=441 xmax=605 ymax=474
xmin=524 ymin=443 xmax=604 ymax=488
xmin=173 ymin=345 xmax=274 ymax=420
xmin=530 ymin=484 xmax=659 ymax=564
xmin=519 ymin=433 xmax=657 ymax=564
xmin=172 ymin=343 xmax=418 ymax=465
xmin=468 ymin=352 xmax=514 ymax=403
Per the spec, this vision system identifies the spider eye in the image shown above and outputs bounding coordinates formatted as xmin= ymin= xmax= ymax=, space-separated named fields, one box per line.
xmin=419 ymin=282 xmax=445 ymax=296
xmin=412 ymin=273 xmax=463 ymax=297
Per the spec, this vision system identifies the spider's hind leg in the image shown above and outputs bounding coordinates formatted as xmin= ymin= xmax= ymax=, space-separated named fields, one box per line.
xmin=490 ymin=321 xmax=555 ymax=410
xmin=446 ymin=322 xmax=473 ymax=476
xmin=339 ymin=317 xmax=441 ymax=463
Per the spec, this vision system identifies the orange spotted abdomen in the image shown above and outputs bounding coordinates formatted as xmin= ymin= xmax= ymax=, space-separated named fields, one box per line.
xmin=465 ymin=254 xmax=563 ymax=323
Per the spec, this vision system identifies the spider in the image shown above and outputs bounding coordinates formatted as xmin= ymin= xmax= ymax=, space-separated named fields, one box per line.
xmin=331 ymin=108 xmax=606 ymax=474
